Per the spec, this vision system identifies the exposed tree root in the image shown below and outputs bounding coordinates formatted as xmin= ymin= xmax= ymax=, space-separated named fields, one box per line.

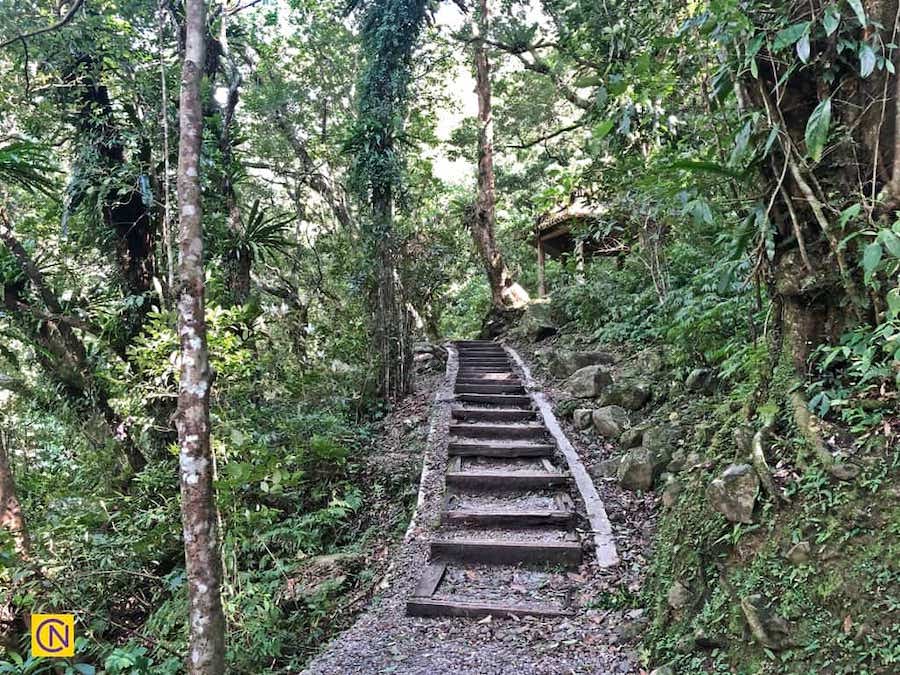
xmin=751 ymin=425 xmax=787 ymax=505
xmin=789 ymin=388 xmax=859 ymax=480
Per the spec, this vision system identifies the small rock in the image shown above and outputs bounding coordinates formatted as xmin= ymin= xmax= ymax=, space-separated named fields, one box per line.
xmin=564 ymin=365 xmax=613 ymax=398
xmin=601 ymin=380 xmax=651 ymax=410
xmin=667 ymin=581 xmax=691 ymax=610
xmin=634 ymin=346 xmax=665 ymax=374
xmin=685 ymin=367 xmax=716 ymax=392
xmin=617 ymin=447 xmax=656 ymax=491
xmin=619 ymin=424 xmax=649 ymax=449
xmin=662 ymin=478 xmax=682 ymax=507
xmin=642 ymin=426 xmax=676 ymax=469
xmin=593 ymin=456 xmax=622 ymax=478
xmin=592 ymin=405 xmax=629 ymax=437
xmin=740 ymin=594 xmax=794 ymax=650
xmin=707 ymin=463 xmax=759 ymax=523
xmin=694 ymin=627 xmax=724 ymax=649
xmin=667 ymin=449 xmax=686 ymax=473
xmin=785 ymin=541 xmax=811 ymax=565
xmin=830 ymin=463 xmax=860 ymax=481
xmin=649 ymin=667 xmax=675 ymax=675
xmin=612 ymin=612 xmax=648 ymax=644
xmin=557 ymin=349 xmax=617 ymax=377
xmin=572 ymin=408 xmax=594 ymax=430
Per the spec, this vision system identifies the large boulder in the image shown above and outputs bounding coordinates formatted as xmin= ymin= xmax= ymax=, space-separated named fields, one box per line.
xmin=517 ymin=301 xmax=558 ymax=340
xmin=601 ymin=380 xmax=652 ymax=410
xmin=707 ymin=464 xmax=759 ymax=523
xmin=592 ymin=405 xmax=629 ymax=437
xmin=564 ymin=365 xmax=613 ymax=398
xmin=572 ymin=408 xmax=594 ymax=430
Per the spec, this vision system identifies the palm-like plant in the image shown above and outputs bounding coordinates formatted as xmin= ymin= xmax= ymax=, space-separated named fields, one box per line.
xmin=0 ymin=141 xmax=58 ymax=196
xmin=226 ymin=198 xmax=294 ymax=264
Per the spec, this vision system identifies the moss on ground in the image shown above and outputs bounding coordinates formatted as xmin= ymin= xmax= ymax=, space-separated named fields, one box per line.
xmin=641 ymin=376 xmax=900 ymax=674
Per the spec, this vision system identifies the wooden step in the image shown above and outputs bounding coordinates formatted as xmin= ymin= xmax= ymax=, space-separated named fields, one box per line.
xmin=441 ymin=508 xmax=574 ymax=527
xmin=406 ymin=596 xmax=573 ymax=619
xmin=446 ymin=470 xmax=568 ymax=490
xmin=447 ymin=441 xmax=554 ymax=457
xmin=455 ymin=393 xmax=532 ymax=406
xmin=456 ymin=379 xmax=522 ymax=387
xmin=458 ymin=358 xmax=510 ymax=365
xmin=454 ymin=383 xmax=525 ymax=394
xmin=449 ymin=422 xmax=545 ymax=439
xmin=430 ymin=538 xmax=582 ymax=566
xmin=452 ymin=408 xmax=537 ymax=422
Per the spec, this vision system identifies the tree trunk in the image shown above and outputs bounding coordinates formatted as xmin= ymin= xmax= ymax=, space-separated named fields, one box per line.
xmin=0 ymin=431 xmax=30 ymax=561
xmin=0 ymin=429 xmax=32 ymax=649
xmin=372 ymin=187 xmax=412 ymax=400
xmin=175 ymin=1 xmax=226 ymax=671
xmin=741 ymin=0 xmax=899 ymax=377
xmin=470 ymin=0 xmax=528 ymax=310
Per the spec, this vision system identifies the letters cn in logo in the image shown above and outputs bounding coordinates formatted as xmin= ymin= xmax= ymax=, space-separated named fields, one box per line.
xmin=31 ymin=614 xmax=75 ymax=658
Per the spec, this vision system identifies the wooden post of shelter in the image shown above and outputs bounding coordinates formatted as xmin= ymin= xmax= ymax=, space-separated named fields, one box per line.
xmin=536 ymin=227 xmax=546 ymax=297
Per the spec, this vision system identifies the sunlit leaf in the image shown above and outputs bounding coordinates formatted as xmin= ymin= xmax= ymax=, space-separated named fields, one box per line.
xmin=773 ymin=22 xmax=810 ymax=52
xmin=823 ymin=5 xmax=841 ymax=35
xmin=805 ymin=97 xmax=832 ymax=162
xmin=859 ymin=43 xmax=876 ymax=77
xmin=862 ymin=241 xmax=883 ymax=281
xmin=847 ymin=0 xmax=867 ymax=26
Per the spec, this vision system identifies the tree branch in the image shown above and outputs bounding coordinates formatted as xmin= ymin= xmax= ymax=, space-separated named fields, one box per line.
xmin=0 ymin=0 xmax=86 ymax=50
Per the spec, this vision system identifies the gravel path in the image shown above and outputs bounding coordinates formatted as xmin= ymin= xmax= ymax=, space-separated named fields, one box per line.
xmin=301 ymin=345 xmax=642 ymax=675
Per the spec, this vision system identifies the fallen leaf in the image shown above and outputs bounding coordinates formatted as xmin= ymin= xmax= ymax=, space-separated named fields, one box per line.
xmin=843 ymin=615 xmax=853 ymax=634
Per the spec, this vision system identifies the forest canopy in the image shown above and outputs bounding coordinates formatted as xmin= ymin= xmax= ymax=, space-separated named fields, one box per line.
xmin=1 ymin=0 xmax=898 ymax=672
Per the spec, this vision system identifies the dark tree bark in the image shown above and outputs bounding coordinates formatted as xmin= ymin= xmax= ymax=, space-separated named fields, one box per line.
xmin=175 ymin=0 xmax=226 ymax=671
xmin=742 ymin=0 xmax=900 ymax=376
xmin=372 ymin=187 xmax=412 ymax=399
xmin=64 ymin=55 xmax=156 ymax=337
xmin=0 ymin=429 xmax=32 ymax=649
xmin=470 ymin=0 xmax=528 ymax=311
xmin=0 ymin=431 xmax=30 ymax=561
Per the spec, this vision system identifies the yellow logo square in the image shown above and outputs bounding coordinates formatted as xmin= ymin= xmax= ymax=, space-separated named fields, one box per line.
xmin=31 ymin=614 xmax=75 ymax=657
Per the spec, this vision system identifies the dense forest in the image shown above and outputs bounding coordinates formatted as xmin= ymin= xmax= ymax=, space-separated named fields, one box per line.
xmin=0 ymin=0 xmax=897 ymax=672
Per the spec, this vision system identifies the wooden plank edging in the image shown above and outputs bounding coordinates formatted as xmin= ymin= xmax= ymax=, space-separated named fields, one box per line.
xmin=404 ymin=344 xmax=459 ymax=543
xmin=503 ymin=344 xmax=620 ymax=568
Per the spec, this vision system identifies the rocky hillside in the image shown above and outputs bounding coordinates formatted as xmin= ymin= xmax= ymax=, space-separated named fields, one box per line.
xmin=510 ymin=301 xmax=900 ymax=675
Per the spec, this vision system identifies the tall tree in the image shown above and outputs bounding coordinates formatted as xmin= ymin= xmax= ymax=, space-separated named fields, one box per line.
xmin=175 ymin=0 xmax=226 ymax=671
xmin=470 ymin=0 xmax=528 ymax=311
xmin=349 ymin=0 xmax=430 ymax=400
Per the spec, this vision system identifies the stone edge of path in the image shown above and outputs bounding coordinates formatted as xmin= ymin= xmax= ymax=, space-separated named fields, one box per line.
xmin=404 ymin=343 xmax=459 ymax=543
xmin=504 ymin=343 xmax=620 ymax=569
